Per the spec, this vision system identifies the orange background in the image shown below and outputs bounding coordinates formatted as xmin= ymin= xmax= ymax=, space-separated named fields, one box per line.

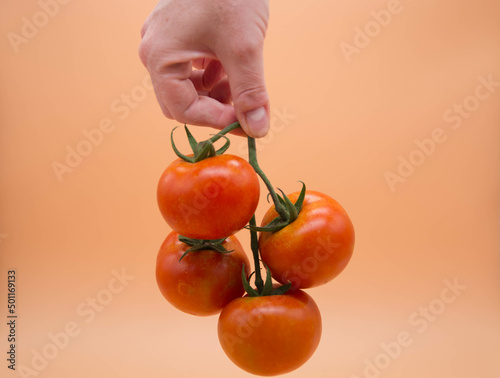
xmin=1 ymin=0 xmax=500 ymax=377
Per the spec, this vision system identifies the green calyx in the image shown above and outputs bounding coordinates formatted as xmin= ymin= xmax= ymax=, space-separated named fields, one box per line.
xmin=249 ymin=181 xmax=307 ymax=233
xmin=177 ymin=235 xmax=233 ymax=262
xmin=241 ymin=262 xmax=292 ymax=297
xmin=171 ymin=122 xmax=241 ymax=163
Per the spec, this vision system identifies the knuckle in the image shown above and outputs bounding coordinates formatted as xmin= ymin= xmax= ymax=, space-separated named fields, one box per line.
xmin=231 ymin=38 xmax=262 ymax=61
xmin=138 ymin=38 xmax=152 ymax=66
xmin=233 ymin=85 xmax=267 ymax=110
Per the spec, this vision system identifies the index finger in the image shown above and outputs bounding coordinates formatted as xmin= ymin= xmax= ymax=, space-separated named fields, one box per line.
xmin=151 ymin=61 xmax=242 ymax=133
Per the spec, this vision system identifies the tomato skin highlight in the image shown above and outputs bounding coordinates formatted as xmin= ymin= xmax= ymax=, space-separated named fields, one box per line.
xmin=156 ymin=231 xmax=250 ymax=316
xmin=218 ymin=288 xmax=322 ymax=376
xmin=157 ymin=154 xmax=260 ymax=240
xmin=259 ymin=190 xmax=355 ymax=289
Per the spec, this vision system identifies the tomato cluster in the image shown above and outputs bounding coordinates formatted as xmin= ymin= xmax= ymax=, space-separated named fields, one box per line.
xmin=154 ymin=124 xmax=355 ymax=376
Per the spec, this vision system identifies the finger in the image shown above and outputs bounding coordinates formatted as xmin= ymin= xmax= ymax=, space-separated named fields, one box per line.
xmin=189 ymin=60 xmax=225 ymax=92
xmin=150 ymin=61 xmax=237 ymax=130
xmin=193 ymin=58 xmax=212 ymax=70
xmin=209 ymin=78 xmax=232 ymax=104
xmin=218 ymin=41 xmax=270 ymax=138
xmin=149 ymin=81 xmax=173 ymax=118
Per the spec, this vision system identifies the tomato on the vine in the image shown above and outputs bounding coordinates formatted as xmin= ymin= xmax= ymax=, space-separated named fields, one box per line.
xmin=259 ymin=190 xmax=354 ymax=289
xmin=156 ymin=231 xmax=250 ymax=316
xmin=157 ymin=154 xmax=260 ymax=240
xmin=218 ymin=288 xmax=322 ymax=376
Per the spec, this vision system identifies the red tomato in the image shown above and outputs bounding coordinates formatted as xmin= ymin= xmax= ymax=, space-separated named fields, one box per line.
xmin=218 ymin=288 xmax=322 ymax=376
xmin=259 ymin=190 xmax=354 ymax=289
xmin=156 ymin=231 xmax=250 ymax=316
xmin=157 ymin=154 xmax=260 ymax=240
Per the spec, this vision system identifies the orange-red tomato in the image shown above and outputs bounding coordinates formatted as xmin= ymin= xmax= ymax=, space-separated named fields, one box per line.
xmin=218 ymin=288 xmax=322 ymax=376
xmin=156 ymin=231 xmax=250 ymax=316
xmin=157 ymin=154 xmax=260 ymax=240
xmin=259 ymin=190 xmax=354 ymax=289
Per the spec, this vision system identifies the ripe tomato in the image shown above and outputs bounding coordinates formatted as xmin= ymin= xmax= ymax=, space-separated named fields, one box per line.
xmin=218 ymin=288 xmax=322 ymax=376
xmin=157 ymin=154 xmax=260 ymax=240
xmin=156 ymin=231 xmax=250 ymax=316
xmin=259 ymin=190 xmax=354 ymax=289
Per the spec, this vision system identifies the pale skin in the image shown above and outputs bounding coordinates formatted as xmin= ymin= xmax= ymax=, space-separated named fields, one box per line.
xmin=139 ymin=0 xmax=270 ymax=138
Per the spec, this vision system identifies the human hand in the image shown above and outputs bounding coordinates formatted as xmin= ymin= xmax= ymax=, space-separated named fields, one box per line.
xmin=139 ymin=0 xmax=270 ymax=138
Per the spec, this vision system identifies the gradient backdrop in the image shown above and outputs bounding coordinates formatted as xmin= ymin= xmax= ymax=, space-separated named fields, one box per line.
xmin=1 ymin=0 xmax=500 ymax=377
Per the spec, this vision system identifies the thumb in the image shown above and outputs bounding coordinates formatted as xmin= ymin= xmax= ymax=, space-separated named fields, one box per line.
xmin=219 ymin=43 xmax=270 ymax=138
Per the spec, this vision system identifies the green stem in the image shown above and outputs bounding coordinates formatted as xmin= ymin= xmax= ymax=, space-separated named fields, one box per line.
xmin=247 ymin=137 xmax=289 ymax=220
xmin=248 ymin=215 xmax=264 ymax=293
xmin=209 ymin=122 xmax=241 ymax=144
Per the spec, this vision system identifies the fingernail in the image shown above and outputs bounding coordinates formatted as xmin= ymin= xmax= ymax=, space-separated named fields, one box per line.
xmin=245 ymin=107 xmax=269 ymax=138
